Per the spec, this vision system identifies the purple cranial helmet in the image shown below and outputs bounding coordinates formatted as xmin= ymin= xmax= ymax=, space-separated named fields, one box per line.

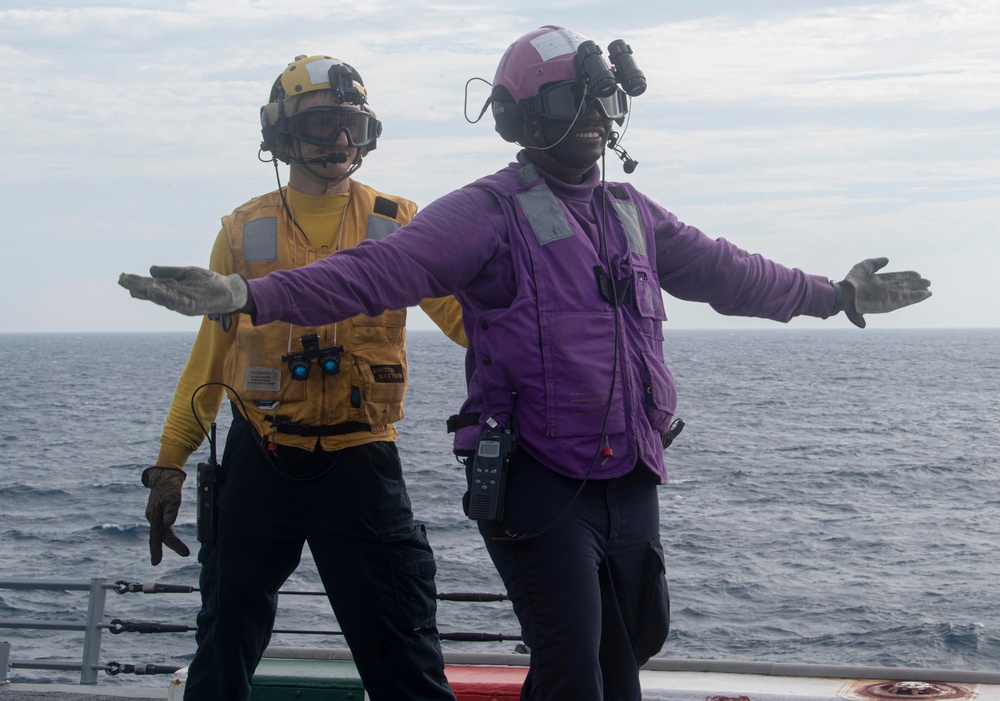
xmin=493 ymin=26 xmax=590 ymax=104
xmin=490 ymin=26 xmax=643 ymax=144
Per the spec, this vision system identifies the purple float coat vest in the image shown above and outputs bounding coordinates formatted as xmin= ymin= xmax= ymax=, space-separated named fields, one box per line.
xmin=452 ymin=163 xmax=675 ymax=482
xmin=248 ymin=157 xmax=838 ymax=485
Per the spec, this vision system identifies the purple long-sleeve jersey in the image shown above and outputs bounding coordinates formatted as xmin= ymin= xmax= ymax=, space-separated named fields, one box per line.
xmin=249 ymin=156 xmax=835 ymax=480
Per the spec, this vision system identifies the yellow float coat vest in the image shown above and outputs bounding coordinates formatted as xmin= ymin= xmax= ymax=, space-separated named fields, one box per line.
xmin=222 ymin=182 xmax=416 ymax=451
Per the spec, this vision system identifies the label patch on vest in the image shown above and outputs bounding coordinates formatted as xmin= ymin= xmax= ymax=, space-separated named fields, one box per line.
xmin=243 ymin=217 xmax=279 ymax=261
xmin=516 ymin=186 xmax=574 ymax=245
xmin=612 ymin=200 xmax=647 ymax=257
xmin=373 ymin=196 xmax=399 ymax=219
xmin=370 ymin=364 xmax=405 ymax=383
xmin=366 ymin=214 xmax=401 ymax=241
xmin=244 ymin=366 xmax=281 ymax=392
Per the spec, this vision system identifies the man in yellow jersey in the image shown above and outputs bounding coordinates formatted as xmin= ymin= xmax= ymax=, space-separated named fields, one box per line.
xmin=140 ymin=55 xmax=464 ymax=701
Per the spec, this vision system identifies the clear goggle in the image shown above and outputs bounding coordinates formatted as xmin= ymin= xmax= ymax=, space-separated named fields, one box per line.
xmin=287 ymin=106 xmax=378 ymax=147
xmin=532 ymin=80 xmax=629 ymax=123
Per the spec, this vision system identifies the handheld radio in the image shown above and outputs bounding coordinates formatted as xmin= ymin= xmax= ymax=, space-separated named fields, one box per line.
xmin=196 ymin=422 xmax=220 ymax=544
xmin=467 ymin=393 xmax=519 ymax=522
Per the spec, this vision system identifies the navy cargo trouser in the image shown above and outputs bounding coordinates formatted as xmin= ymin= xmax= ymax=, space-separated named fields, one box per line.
xmin=475 ymin=452 xmax=670 ymax=701
xmin=184 ymin=407 xmax=455 ymax=701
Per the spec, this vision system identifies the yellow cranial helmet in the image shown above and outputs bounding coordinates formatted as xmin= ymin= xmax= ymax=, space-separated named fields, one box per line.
xmin=260 ymin=55 xmax=381 ymax=162
xmin=278 ymin=54 xmax=369 ymax=104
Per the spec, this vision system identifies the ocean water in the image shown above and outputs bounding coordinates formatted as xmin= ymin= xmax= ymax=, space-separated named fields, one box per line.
xmin=0 ymin=328 xmax=998 ymax=687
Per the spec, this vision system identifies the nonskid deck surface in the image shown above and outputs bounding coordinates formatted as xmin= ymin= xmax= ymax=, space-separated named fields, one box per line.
xmin=5 ymin=652 xmax=1000 ymax=701
xmin=0 ymin=686 xmax=166 ymax=700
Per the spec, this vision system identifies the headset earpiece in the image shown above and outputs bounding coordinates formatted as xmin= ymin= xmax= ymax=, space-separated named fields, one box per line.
xmin=259 ymin=96 xmax=293 ymax=162
xmin=491 ymin=85 xmax=528 ymax=143
xmin=260 ymin=74 xmax=288 ymax=159
xmin=493 ymin=101 xmax=524 ymax=143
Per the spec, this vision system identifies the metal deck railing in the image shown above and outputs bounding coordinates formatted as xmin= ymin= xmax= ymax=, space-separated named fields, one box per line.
xmin=5 ymin=577 xmax=1000 ymax=690
xmin=1 ymin=578 xmax=111 ymax=685
xmin=0 ymin=577 xmax=517 ymax=686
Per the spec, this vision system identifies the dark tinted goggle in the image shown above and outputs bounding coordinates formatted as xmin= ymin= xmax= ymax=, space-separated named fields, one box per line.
xmin=532 ymin=80 xmax=629 ymax=123
xmin=288 ymin=106 xmax=378 ymax=147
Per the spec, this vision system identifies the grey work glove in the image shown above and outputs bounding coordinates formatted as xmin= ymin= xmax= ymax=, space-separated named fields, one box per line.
xmin=118 ymin=266 xmax=252 ymax=317
xmin=141 ymin=467 xmax=190 ymax=566
xmin=839 ymin=257 xmax=932 ymax=329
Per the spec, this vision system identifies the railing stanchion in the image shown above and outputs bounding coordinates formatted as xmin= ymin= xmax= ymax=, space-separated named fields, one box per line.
xmin=80 ymin=577 xmax=107 ymax=685
xmin=0 ymin=640 xmax=10 ymax=684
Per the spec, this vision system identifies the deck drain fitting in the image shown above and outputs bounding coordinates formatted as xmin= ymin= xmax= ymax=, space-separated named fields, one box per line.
xmin=857 ymin=681 xmax=972 ymax=700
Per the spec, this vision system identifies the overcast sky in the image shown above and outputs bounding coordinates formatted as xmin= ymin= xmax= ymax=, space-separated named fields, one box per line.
xmin=2 ymin=0 xmax=997 ymax=333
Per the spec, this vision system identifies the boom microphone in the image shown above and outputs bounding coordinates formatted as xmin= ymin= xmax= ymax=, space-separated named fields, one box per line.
xmin=296 ymin=152 xmax=350 ymax=166
xmin=607 ymin=132 xmax=638 ymax=174
xmin=316 ymin=153 xmax=349 ymax=165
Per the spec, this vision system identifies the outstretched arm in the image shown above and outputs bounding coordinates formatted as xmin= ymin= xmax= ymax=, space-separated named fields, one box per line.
xmin=120 ymin=187 xmax=501 ymax=327
xmin=648 ymin=201 xmax=932 ymax=327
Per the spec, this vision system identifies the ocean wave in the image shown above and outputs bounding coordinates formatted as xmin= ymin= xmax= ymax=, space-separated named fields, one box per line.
xmin=0 ymin=484 xmax=71 ymax=499
xmin=93 ymin=523 xmax=146 ymax=536
xmin=2 ymin=329 xmax=999 ymax=676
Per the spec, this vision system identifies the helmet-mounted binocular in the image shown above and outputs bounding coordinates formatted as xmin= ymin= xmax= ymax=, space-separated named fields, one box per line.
xmin=282 ymin=334 xmax=343 ymax=381
xmin=575 ymin=39 xmax=646 ymax=99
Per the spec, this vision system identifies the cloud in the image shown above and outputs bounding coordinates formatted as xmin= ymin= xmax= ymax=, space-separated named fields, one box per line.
xmin=631 ymin=0 xmax=1000 ymax=108
xmin=2 ymin=0 xmax=998 ymax=331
